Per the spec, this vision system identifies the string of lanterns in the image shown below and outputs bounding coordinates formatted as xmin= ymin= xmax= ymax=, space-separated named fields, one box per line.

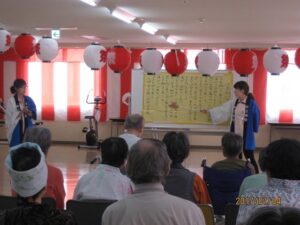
xmin=0 ymin=28 xmax=297 ymax=76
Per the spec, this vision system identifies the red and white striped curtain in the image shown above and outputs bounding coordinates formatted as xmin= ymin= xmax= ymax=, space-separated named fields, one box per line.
xmin=0 ymin=48 xmax=144 ymax=122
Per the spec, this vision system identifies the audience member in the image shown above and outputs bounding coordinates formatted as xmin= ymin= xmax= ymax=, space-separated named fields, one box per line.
xmin=73 ymin=137 xmax=133 ymax=200
xmin=102 ymin=139 xmax=206 ymax=225
xmin=212 ymin=133 xmax=254 ymax=173
xmin=236 ymin=139 xmax=300 ymax=225
xmin=21 ymin=127 xmax=66 ymax=209
xmin=119 ymin=114 xmax=144 ymax=150
xmin=0 ymin=142 xmax=76 ymax=225
xmin=162 ymin=131 xmax=211 ymax=204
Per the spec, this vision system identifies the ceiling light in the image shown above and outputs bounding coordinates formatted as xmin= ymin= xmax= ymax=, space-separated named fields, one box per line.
xmin=141 ymin=23 xmax=158 ymax=35
xmin=112 ymin=7 xmax=136 ymax=24
xmin=82 ymin=35 xmax=102 ymax=41
xmin=80 ymin=0 xmax=98 ymax=7
xmin=35 ymin=27 xmax=78 ymax=31
xmin=166 ymin=36 xmax=177 ymax=45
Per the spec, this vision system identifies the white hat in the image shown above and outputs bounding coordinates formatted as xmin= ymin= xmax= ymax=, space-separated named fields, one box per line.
xmin=5 ymin=142 xmax=48 ymax=198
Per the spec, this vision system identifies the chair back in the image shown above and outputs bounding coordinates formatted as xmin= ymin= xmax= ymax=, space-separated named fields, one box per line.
xmin=198 ymin=204 xmax=215 ymax=225
xmin=225 ymin=203 xmax=239 ymax=225
xmin=66 ymin=199 xmax=116 ymax=225
xmin=203 ymin=166 xmax=250 ymax=215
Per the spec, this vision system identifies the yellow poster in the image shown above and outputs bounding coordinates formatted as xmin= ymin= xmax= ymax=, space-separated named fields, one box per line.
xmin=142 ymin=71 xmax=233 ymax=124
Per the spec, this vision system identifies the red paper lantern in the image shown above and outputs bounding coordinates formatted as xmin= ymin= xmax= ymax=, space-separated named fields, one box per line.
xmin=295 ymin=48 xmax=300 ymax=69
xmin=36 ymin=36 xmax=59 ymax=62
xmin=107 ymin=45 xmax=131 ymax=73
xmin=264 ymin=46 xmax=288 ymax=75
xmin=0 ymin=28 xmax=11 ymax=53
xmin=164 ymin=49 xmax=188 ymax=76
xmin=14 ymin=33 xmax=36 ymax=59
xmin=141 ymin=48 xmax=164 ymax=75
xmin=232 ymin=49 xmax=258 ymax=76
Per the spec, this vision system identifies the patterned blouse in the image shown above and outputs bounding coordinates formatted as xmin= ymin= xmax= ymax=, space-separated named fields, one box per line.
xmin=236 ymin=178 xmax=300 ymax=225
xmin=0 ymin=202 xmax=76 ymax=225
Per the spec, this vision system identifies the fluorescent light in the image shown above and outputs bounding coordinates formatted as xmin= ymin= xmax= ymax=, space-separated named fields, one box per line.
xmin=80 ymin=0 xmax=97 ymax=6
xmin=141 ymin=23 xmax=158 ymax=35
xmin=81 ymin=35 xmax=102 ymax=41
xmin=112 ymin=7 xmax=136 ymax=24
xmin=166 ymin=36 xmax=177 ymax=45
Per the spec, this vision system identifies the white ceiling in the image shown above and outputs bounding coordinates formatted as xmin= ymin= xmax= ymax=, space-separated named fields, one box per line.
xmin=1 ymin=0 xmax=300 ymax=48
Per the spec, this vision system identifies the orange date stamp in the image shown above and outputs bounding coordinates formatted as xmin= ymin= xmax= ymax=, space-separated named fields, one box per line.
xmin=236 ymin=197 xmax=281 ymax=205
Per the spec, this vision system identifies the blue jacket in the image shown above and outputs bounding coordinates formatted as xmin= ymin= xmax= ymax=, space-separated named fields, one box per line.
xmin=231 ymin=98 xmax=260 ymax=150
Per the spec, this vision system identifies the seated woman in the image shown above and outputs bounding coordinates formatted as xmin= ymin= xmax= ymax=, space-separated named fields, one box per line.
xmin=0 ymin=142 xmax=76 ymax=225
xmin=73 ymin=137 xmax=133 ymax=201
xmin=23 ymin=127 xmax=66 ymax=209
xmin=246 ymin=207 xmax=300 ymax=225
xmin=212 ymin=133 xmax=255 ymax=174
xmin=237 ymin=139 xmax=300 ymax=224
xmin=162 ymin=132 xmax=211 ymax=204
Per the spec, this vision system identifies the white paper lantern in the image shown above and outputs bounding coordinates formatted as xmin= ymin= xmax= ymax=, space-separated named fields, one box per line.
xmin=195 ymin=49 xmax=220 ymax=76
xmin=0 ymin=28 xmax=11 ymax=53
xmin=84 ymin=43 xmax=107 ymax=70
xmin=36 ymin=37 xmax=59 ymax=62
xmin=141 ymin=48 xmax=163 ymax=75
xmin=263 ymin=46 xmax=289 ymax=75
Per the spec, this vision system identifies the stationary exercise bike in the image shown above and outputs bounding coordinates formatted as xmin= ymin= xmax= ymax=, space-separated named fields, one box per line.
xmin=77 ymin=93 xmax=106 ymax=155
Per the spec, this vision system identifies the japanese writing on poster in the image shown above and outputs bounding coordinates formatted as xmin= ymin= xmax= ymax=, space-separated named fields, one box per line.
xmin=143 ymin=71 xmax=233 ymax=124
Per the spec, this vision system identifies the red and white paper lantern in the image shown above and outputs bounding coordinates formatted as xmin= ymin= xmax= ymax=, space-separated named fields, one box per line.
xmin=232 ymin=49 xmax=257 ymax=76
xmin=295 ymin=48 xmax=300 ymax=69
xmin=164 ymin=49 xmax=188 ymax=76
xmin=107 ymin=45 xmax=131 ymax=73
xmin=84 ymin=43 xmax=107 ymax=70
xmin=141 ymin=48 xmax=164 ymax=75
xmin=14 ymin=33 xmax=36 ymax=59
xmin=0 ymin=28 xmax=11 ymax=53
xmin=36 ymin=37 xmax=59 ymax=62
xmin=195 ymin=49 xmax=220 ymax=76
xmin=263 ymin=46 xmax=289 ymax=75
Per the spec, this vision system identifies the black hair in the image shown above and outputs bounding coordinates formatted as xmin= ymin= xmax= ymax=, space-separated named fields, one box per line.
xmin=10 ymin=79 xmax=27 ymax=94
xmin=258 ymin=148 xmax=267 ymax=172
xmin=11 ymin=147 xmax=44 ymax=204
xmin=162 ymin=132 xmax=190 ymax=164
xmin=246 ymin=207 xmax=300 ymax=225
xmin=264 ymin=139 xmax=300 ymax=180
xmin=11 ymin=147 xmax=41 ymax=171
xmin=221 ymin=133 xmax=243 ymax=157
xmin=101 ymin=137 xmax=128 ymax=167
xmin=233 ymin=81 xmax=254 ymax=100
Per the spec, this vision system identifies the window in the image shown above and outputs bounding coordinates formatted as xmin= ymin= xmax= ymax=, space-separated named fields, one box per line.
xmin=266 ymin=50 xmax=300 ymax=123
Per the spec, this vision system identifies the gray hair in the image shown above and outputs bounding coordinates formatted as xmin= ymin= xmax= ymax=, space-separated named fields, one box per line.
xmin=24 ymin=127 xmax=52 ymax=155
xmin=124 ymin=114 xmax=144 ymax=131
xmin=127 ymin=139 xmax=171 ymax=184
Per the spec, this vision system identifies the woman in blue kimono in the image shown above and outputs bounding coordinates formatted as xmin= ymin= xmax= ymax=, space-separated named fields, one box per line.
xmin=206 ymin=81 xmax=260 ymax=173
xmin=5 ymin=79 xmax=37 ymax=147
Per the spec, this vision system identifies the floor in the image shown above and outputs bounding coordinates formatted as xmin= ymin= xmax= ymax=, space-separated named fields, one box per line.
xmin=0 ymin=143 xmax=259 ymax=205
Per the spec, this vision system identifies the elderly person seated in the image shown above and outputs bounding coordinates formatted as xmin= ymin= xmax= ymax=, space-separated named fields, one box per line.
xmin=17 ymin=127 xmax=66 ymax=209
xmin=239 ymin=147 xmax=268 ymax=195
xmin=73 ymin=137 xmax=133 ymax=201
xmin=246 ymin=207 xmax=300 ymax=225
xmin=119 ymin=114 xmax=144 ymax=150
xmin=236 ymin=139 xmax=300 ymax=225
xmin=212 ymin=133 xmax=255 ymax=173
xmin=102 ymin=139 xmax=206 ymax=225
xmin=0 ymin=142 xmax=76 ymax=225
xmin=163 ymin=131 xmax=211 ymax=204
